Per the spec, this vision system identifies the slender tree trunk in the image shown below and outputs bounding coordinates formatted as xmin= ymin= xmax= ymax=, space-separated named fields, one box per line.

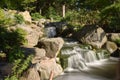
xmin=62 ymin=4 xmax=65 ymax=18
xmin=39 ymin=8 xmax=42 ymax=14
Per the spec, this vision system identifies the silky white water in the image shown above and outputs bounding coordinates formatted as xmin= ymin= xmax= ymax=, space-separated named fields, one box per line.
xmin=56 ymin=41 xmax=118 ymax=80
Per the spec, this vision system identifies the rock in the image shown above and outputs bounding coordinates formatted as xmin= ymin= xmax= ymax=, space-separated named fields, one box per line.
xmin=32 ymin=48 xmax=46 ymax=64
xmin=32 ymin=19 xmax=45 ymax=28
xmin=36 ymin=58 xmax=63 ymax=80
xmin=16 ymin=23 xmax=43 ymax=46
xmin=105 ymin=41 xmax=118 ymax=53
xmin=37 ymin=37 xmax=64 ymax=58
xmin=39 ymin=18 xmax=46 ymax=24
xmin=19 ymin=11 xmax=32 ymax=23
xmin=74 ymin=25 xmax=107 ymax=48
xmin=109 ymin=33 xmax=120 ymax=41
xmin=20 ymin=66 xmax=40 ymax=80
xmin=21 ymin=46 xmax=46 ymax=64
xmin=107 ymin=33 xmax=120 ymax=47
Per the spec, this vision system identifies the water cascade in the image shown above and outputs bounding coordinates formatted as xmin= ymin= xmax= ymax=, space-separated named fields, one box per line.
xmin=44 ymin=27 xmax=56 ymax=38
xmin=56 ymin=41 xmax=117 ymax=80
xmin=60 ymin=41 xmax=109 ymax=72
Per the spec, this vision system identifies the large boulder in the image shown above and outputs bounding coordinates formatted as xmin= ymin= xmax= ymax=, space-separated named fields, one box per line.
xmin=16 ymin=23 xmax=43 ymax=46
xmin=36 ymin=58 xmax=63 ymax=80
xmin=21 ymin=46 xmax=46 ymax=64
xmin=107 ymin=33 xmax=120 ymax=41
xmin=74 ymin=25 xmax=107 ymax=48
xmin=107 ymin=33 xmax=120 ymax=47
xmin=37 ymin=37 xmax=64 ymax=58
xmin=19 ymin=11 xmax=32 ymax=23
xmin=105 ymin=41 xmax=118 ymax=53
xmin=20 ymin=66 xmax=41 ymax=80
xmin=32 ymin=48 xmax=46 ymax=64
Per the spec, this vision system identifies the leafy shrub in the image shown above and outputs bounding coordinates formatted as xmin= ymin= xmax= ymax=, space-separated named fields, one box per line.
xmin=31 ymin=12 xmax=44 ymax=20
xmin=14 ymin=14 xmax=25 ymax=24
xmin=0 ymin=26 xmax=26 ymax=58
xmin=5 ymin=54 xmax=33 ymax=80
xmin=100 ymin=2 xmax=120 ymax=31
xmin=8 ymin=48 xmax=25 ymax=62
xmin=62 ymin=9 xmax=100 ymax=31
xmin=0 ymin=8 xmax=5 ymax=21
xmin=5 ymin=75 xmax=18 ymax=80
xmin=0 ymin=8 xmax=15 ymax=26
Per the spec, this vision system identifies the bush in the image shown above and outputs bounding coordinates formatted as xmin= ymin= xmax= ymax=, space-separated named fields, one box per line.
xmin=14 ymin=14 xmax=25 ymax=24
xmin=5 ymin=54 xmax=33 ymax=80
xmin=0 ymin=8 xmax=15 ymax=26
xmin=100 ymin=2 xmax=120 ymax=31
xmin=31 ymin=12 xmax=44 ymax=20
xmin=0 ymin=26 xmax=26 ymax=58
xmin=62 ymin=9 xmax=100 ymax=31
xmin=8 ymin=48 xmax=25 ymax=62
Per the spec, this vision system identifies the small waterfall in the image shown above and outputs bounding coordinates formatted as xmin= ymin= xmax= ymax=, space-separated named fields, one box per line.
xmin=67 ymin=53 xmax=87 ymax=71
xmin=84 ymin=51 xmax=97 ymax=63
xmin=96 ymin=50 xmax=109 ymax=60
xmin=60 ymin=42 xmax=108 ymax=72
xmin=97 ymin=52 xmax=105 ymax=60
xmin=73 ymin=46 xmax=97 ymax=63
xmin=44 ymin=27 xmax=56 ymax=38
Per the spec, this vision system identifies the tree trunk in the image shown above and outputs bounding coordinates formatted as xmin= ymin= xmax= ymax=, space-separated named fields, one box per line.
xmin=39 ymin=8 xmax=42 ymax=14
xmin=62 ymin=4 xmax=65 ymax=18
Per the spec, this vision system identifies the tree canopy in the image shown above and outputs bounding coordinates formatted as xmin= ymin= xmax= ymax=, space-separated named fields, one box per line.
xmin=0 ymin=0 xmax=120 ymax=31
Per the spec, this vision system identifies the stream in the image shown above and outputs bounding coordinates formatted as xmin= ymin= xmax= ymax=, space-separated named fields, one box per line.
xmin=44 ymin=27 xmax=118 ymax=80
xmin=54 ymin=39 xmax=118 ymax=80
xmin=55 ymin=58 xmax=117 ymax=80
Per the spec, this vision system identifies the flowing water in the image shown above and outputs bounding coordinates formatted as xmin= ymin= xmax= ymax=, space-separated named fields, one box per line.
xmin=55 ymin=41 xmax=118 ymax=80
xmin=44 ymin=27 xmax=56 ymax=38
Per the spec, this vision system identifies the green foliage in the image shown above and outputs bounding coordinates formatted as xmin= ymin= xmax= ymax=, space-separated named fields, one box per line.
xmin=13 ymin=55 xmax=33 ymax=76
xmin=0 ymin=8 xmax=5 ymax=21
xmin=100 ymin=2 xmax=120 ymax=30
xmin=0 ymin=9 xmax=25 ymax=27
xmin=8 ymin=48 xmax=25 ymax=62
xmin=78 ymin=0 xmax=113 ymax=10
xmin=5 ymin=55 xmax=33 ymax=80
xmin=79 ymin=44 xmax=92 ymax=50
xmin=31 ymin=12 xmax=44 ymax=20
xmin=59 ymin=53 xmax=69 ymax=69
xmin=14 ymin=14 xmax=25 ymax=24
xmin=0 ymin=8 xmax=15 ymax=26
xmin=0 ymin=26 xmax=26 ymax=55
xmin=0 ymin=0 xmax=36 ymax=11
xmin=46 ymin=7 xmax=56 ymax=18
xmin=21 ymin=0 xmax=36 ymax=11
xmin=62 ymin=9 xmax=100 ymax=31
xmin=96 ymin=49 xmax=110 ymax=59
xmin=5 ymin=75 xmax=18 ymax=80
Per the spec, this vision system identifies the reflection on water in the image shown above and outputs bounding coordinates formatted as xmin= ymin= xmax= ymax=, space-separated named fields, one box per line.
xmin=54 ymin=59 xmax=118 ymax=80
